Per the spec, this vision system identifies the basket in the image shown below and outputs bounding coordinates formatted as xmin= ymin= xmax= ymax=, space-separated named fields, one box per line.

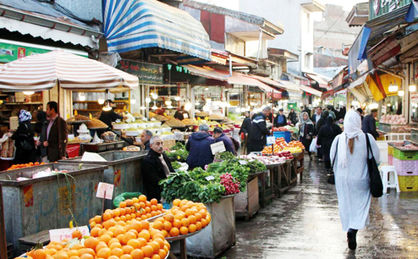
xmin=393 ymin=158 xmax=418 ymax=175
xmin=398 ymin=175 xmax=418 ymax=192
xmin=392 ymin=148 xmax=418 ymax=160
xmin=273 ymin=131 xmax=291 ymax=143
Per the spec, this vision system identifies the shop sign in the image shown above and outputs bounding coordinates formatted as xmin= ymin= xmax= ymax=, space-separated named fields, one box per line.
xmin=118 ymin=60 xmax=163 ymax=85
xmin=0 ymin=42 xmax=49 ymax=63
xmin=370 ymin=0 xmax=412 ymax=20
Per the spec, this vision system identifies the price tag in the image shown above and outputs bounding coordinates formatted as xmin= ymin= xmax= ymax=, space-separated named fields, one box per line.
xmin=210 ymin=141 xmax=226 ymax=155
xmin=239 ymin=160 xmax=248 ymax=165
xmin=205 ymin=175 xmax=215 ymax=181
xmin=49 ymin=226 xmax=89 ymax=242
xmin=266 ymin=136 xmax=275 ymax=145
xmin=96 ymin=182 xmax=114 ymax=200
xmin=183 ymin=113 xmax=189 ymax=119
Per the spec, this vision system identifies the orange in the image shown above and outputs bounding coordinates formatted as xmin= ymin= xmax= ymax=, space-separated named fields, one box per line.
xmin=139 ymin=202 xmax=146 ymax=208
xmin=110 ymin=247 xmax=123 ymax=257
xmin=141 ymin=245 xmax=154 ymax=258
xmin=113 ymin=208 xmax=121 ymax=217
xmin=195 ymin=221 xmax=202 ymax=231
xmin=98 ymin=228 xmax=108 ymax=236
xmin=180 ymin=226 xmax=188 ymax=235
xmin=194 ymin=213 xmax=202 ymax=221
xmin=151 ymin=211 xmax=158 ymax=217
xmin=99 ymin=234 xmax=112 ymax=244
xmin=72 ymin=230 xmax=82 ymax=240
xmin=169 ymin=227 xmax=179 ymax=237
xmin=109 ymin=242 xmax=122 ymax=250
xmin=127 ymin=239 xmax=141 ymax=249
xmin=33 ymin=249 xmax=47 ymax=259
xmin=149 ymin=241 xmax=160 ymax=252
xmin=163 ymin=214 xmax=174 ymax=222
xmin=102 ymin=212 xmax=113 ymax=221
xmin=150 ymin=198 xmax=158 ymax=205
xmin=138 ymin=195 xmax=147 ymax=202
xmin=130 ymin=249 xmax=144 ymax=259
xmin=157 ymin=204 xmax=163 ymax=210
xmin=151 ymin=255 xmax=160 ymax=259
xmin=161 ymin=230 xmax=168 ymax=238
xmin=163 ymin=221 xmax=172 ymax=231
xmin=78 ymin=248 xmax=95 ymax=257
xmin=132 ymin=197 xmax=139 ymax=204
xmin=136 ymin=237 xmax=147 ymax=249
xmin=44 ymin=248 xmax=57 ymax=256
xmin=84 ymin=237 xmax=99 ymax=250
xmin=94 ymin=215 xmax=102 ymax=224
xmin=141 ymin=221 xmax=150 ymax=230
xmin=79 ymin=255 xmax=93 ymax=259
xmin=96 ymin=247 xmax=111 ymax=258
xmin=138 ymin=230 xmax=150 ymax=241
xmin=120 ymin=255 xmax=133 ymax=259
xmin=188 ymin=215 xmax=197 ymax=224
xmin=145 ymin=207 xmax=151 ymax=213
xmin=151 ymin=221 xmax=163 ymax=230
xmin=158 ymin=249 xmax=167 ymax=259
xmin=120 ymin=201 xmax=127 ymax=208
xmin=95 ymin=241 xmax=108 ymax=252
xmin=108 ymin=256 xmax=119 ymax=259
xmin=188 ymin=224 xmax=197 ymax=233
xmin=181 ymin=218 xmax=189 ymax=227
xmin=153 ymin=238 xmax=165 ymax=249
xmin=108 ymin=238 xmax=121 ymax=245
xmin=54 ymin=251 xmax=69 ymax=259
xmin=116 ymin=234 xmax=125 ymax=243
xmin=126 ymin=199 xmax=133 ymax=206
xmin=69 ymin=256 xmax=81 ymax=259
xmin=172 ymin=219 xmax=181 ymax=228
xmin=90 ymin=228 xmax=100 ymax=237
xmin=122 ymin=245 xmax=134 ymax=254
xmin=151 ymin=205 xmax=157 ymax=211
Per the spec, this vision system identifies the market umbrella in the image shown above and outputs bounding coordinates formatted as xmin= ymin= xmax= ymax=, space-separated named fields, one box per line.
xmin=0 ymin=50 xmax=138 ymax=91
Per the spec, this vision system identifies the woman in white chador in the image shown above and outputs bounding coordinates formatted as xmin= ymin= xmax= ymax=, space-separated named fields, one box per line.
xmin=330 ymin=110 xmax=380 ymax=250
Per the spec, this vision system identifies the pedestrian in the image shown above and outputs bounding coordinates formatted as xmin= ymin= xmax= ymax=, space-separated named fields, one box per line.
xmin=314 ymin=110 xmax=328 ymax=161
xmin=139 ymin=129 xmax=153 ymax=151
xmin=213 ymin=127 xmax=236 ymax=155
xmin=288 ymin=108 xmax=298 ymax=125
xmin=330 ymin=110 xmax=380 ymax=250
xmin=362 ymin=109 xmax=380 ymax=139
xmin=43 ymin=101 xmax=68 ymax=162
xmin=312 ymin=107 xmax=322 ymax=125
xmin=247 ymin=106 xmax=272 ymax=153
xmin=174 ymin=105 xmax=190 ymax=120
xmin=299 ymin=111 xmax=314 ymax=159
xmin=34 ymin=110 xmax=48 ymax=162
xmin=99 ymin=99 xmax=123 ymax=128
xmin=274 ymin=108 xmax=287 ymax=127
xmin=317 ymin=115 xmax=342 ymax=170
xmin=356 ymin=108 xmax=364 ymax=121
xmin=186 ymin=124 xmax=215 ymax=170
xmin=141 ymin=136 xmax=174 ymax=200
xmin=11 ymin=110 xmax=36 ymax=164
xmin=239 ymin=111 xmax=251 ymax=154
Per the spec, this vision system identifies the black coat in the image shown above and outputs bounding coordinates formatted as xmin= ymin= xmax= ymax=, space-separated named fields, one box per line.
xmin=142 ymin=149 xmax=174 ymax=200
xmin=247 ymin=113 xmax=269 ymax=153
xmin=300 ymin=123 xmax=315 ymax=151
xmin=362 ymin=114 xmax=379 ymax=139
xmin=317 ymin=123 xmax=342 ymax=162
xmin=288 ymin=112 xmax=298 ymax=125
xmin=12 ymin=121 xmax=36 ymax=164
xmin=239 ymin=117 xmax=251 ymax=135
xmin=99 ymin=110 xmax=123 ymax=128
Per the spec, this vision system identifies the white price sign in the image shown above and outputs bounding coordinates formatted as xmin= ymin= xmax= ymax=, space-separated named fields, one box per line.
xmin=210 ymin=141 xmax=226 ymax=155
xmin=96 ymin=182 xmax=114 ymax=200
xmin=49 ymin=226 xmax=89 ymax=242
xmin=266 ymin=136 xmax=275 ymax=145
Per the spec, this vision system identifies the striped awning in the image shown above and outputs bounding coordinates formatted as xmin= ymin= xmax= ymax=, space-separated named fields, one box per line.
xmin=103 ymin=0 xmax=211 ymax=60
xmin=0 ymin=50 xmax=139 ymax=91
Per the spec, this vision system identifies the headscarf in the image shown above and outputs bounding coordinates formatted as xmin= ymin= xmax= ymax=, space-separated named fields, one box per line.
xmin=299 ymin=111 xmax=313 ymax=137
xmin=18 ymin=109 xmax=32 ymax=123
xmin=337 ymin=109 xmax=363 ymax=168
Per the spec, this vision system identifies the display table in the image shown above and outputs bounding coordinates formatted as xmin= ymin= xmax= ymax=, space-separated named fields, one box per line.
xmin=234 ymin=172 xmax=264 ymax=220
xmin=167 ymin=229 xmax=203 ymax=259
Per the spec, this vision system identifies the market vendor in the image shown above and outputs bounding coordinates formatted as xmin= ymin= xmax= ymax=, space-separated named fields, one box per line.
xmin=362 ymin=109 xmax=381 ymax=139
xmin=43 ymin=101 xmax=68 ymax=162
xmin=99 ymin=99 xmax=123 ymax=128
xmin=186 ymin=124 xmax=215 ymax=170
xmin=213 ymin=127 xmax=236 ymax=155
xmin=174 ymin=105 xmax=190 ymax=120
xmin=139 ymin=130 xmax=153 ymax=150
xmin=142 ymin=135 xmax=174 ymax=200
xmin=247 ymin=106 xmax=271 ymax=153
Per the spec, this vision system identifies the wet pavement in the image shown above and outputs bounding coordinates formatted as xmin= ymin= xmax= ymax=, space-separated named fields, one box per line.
xmin=222 ymin=156 xmax=418 ymax=259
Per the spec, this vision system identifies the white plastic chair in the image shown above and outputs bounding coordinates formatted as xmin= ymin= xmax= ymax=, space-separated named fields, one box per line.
xmin=379 ymin=165 xmax=400 ymax=193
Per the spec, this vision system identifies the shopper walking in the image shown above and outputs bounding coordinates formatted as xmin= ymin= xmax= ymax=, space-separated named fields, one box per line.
xmin=299 ymin=111 xmax=314 ymax=159
xmin=186 ymin=124 xmax=215 ymax=170
xmin=274 ymin=108 xmax=287 ymax=127
xmin=213 ymin=127 xmax=236 ymax=155
xmin=239 ymin=111 xmax=251 ymax=154
xmin=312 ymin=107 xmax=322 ymax=125
xmin=362 ymin=109 xmax=380 ymax=139
xmin=11 ymin=110 xmax=36 ymax=164
xmin=288 ymin=108 xmax=298 ymax=125
xmin=43 ymin=101 xmax=68 ymax=162
xmin=330 ymin=110 xmax=380 ymax=250
xmin=34 ymin=110 xmax=48 ymax=162
xmin=247 ymin=106 xmax=271 ymax=153
xmin=317 ymin=116 xmax=342 ymax=170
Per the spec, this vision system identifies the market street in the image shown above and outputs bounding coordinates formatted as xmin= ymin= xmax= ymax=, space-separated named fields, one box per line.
xmin=223 ymin=156 xmax=418 ymax=259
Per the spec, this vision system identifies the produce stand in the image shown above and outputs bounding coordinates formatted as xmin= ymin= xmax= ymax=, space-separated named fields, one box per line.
xmin=80 ymin=140 xmax=125 ymax=153
xmin=185 ymin=195 xmax=235 ymax=258
xmin=60 ymin=150 xmax=147 ymax=208
xmin=0 ymin=163 xmax=107 ymax=250
xmin=18 ymin=229 xmax=49 ymax=254
xmin=277 ymin=159 xmax=297 ymax=195
xmin=259 ymin=166 xmax=274 ymax=207
xmin=270 ymin=163 xmax=285 ymax=198
xmin=234 ymin=172 xmax=263 ymax=220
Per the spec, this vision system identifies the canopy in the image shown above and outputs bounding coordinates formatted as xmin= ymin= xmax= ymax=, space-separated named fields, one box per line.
xmin=0 ymin=50 xmax=139 ymax=91
xmin=298 ymin=85 xmax=322 ymax=97
xmin=103 ymin=0 xmax=211 ymax=60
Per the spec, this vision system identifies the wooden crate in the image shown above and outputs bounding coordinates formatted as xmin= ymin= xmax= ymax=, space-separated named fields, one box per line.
xmin=234 ymin=175 xmax=259 ymax=220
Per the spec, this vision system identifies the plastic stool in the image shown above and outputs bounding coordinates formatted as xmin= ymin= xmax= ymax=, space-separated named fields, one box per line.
xmin=379 ymin=165 xmax=400 ymax=193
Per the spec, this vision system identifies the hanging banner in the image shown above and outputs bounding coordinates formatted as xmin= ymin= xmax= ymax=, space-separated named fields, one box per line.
xmin=117 ymin=60 xmax=163 ymax=85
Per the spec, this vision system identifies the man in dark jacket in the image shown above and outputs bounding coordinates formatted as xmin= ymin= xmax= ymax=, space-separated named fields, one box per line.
xmin=362 ymin=109 xmax=380 ymax=139
xmin=288 ymin=108 xmax=298 ymax=125
xmin=142 ymin=136 xmax=174 ymax=200
xmin=186 ymin=124 xmax=215 ymax=170
xmin=99 ymin=100 xmax=123 ymax=128
xmin=139 ymin=130 xmax=153 ymax=150
xmin=274 ymin=109 xmax=287 ymax=127
xmin=213 ymin=127 xmax=236 ymax=155
xmin=247 ymin=106 xmax=271 ymax=153
xmin=43 ymin=101 xmax=67 ymax=162
xmin=239 ymin=111 xmax=251 ymax=155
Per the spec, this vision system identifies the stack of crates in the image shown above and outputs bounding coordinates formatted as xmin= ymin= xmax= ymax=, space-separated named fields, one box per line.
xmin=388 ymin=144 xmax=394 ymax=165
xmin=392 ymin=147 xmax=418 ymax=192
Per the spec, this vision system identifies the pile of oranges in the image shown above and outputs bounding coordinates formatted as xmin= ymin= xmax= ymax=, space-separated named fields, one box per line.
xmin=7 ymin=162 xmax=45 ymax=170
xmin=17 ymin=195 xmax=211 ymax=259
xmin=150 ymin=199 xmax=211 ymax=238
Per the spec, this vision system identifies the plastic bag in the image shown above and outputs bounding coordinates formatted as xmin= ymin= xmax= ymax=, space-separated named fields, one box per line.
xmin=309 ymin=137 xmax=318 ymax=153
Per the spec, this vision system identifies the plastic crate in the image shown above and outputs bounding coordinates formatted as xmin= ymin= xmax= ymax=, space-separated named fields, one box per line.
xmin=273 ymin=131 xmax=291 ymax=143
xmin=393 ymin=158 xmax=418 ymax=175
xmin=388 ymin=155 xmax=393 ymax=165
xmin=388 ymin=145 xmax=394 ymax=156
xmin=398 ymin=175 xmax=418 ymax=192
xmin=392 ymin=148 xmax=418 ymax=160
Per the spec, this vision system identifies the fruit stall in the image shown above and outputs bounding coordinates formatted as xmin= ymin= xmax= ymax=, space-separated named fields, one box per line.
xmin=0 ymin=163 xmax=107 ymax=250
xmin=388 ymin=141 xmax=418 ymax=192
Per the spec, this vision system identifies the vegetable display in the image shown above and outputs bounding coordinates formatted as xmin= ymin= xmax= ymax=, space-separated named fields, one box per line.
xmin=166 ymin=142 xmax=189 ymax=162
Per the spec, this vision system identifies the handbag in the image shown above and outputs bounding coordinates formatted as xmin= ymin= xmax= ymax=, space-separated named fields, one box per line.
xmin=328 ymin=139 xmax=338 ymax=185
xmin=365 ymin=133 xmax=383 ymax=198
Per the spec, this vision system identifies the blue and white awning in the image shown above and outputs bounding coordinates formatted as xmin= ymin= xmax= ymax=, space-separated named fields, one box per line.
xmin=103 ymin=0 xmax=211 ymax=61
